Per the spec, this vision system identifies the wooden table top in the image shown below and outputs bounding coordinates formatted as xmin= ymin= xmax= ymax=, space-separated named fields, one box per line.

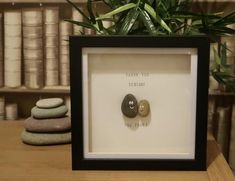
xmin=0 ymin=121 xmax=234 ymax=181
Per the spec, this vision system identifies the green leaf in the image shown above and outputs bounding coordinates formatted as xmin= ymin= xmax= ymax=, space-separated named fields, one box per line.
xmin=212 ymin=72 xmax=226 ymax=84
xmin=118 ymin=8 xmax=140 ymax=35
xmin=144 ymin=3 xmax=172 ymax=33
xmin=172 ymin=11 xmax=221 ymax=20
xmin=214 ymin=11 xmax=235 ymax=26
xmin=102 ymin=0 xmax=121 ymax=8
xmin=214 ymin=71 xmax=235 ymax=79
xmin=87 ymin=0 xmax=96 ymax=23
xmin=209 ymin=26 xmax=235 ymax=35
xmin=213 ymin=47 xmax=221 ymax=66
xmin=221 ymin=43 xmax=227 ymax=66
xmin=96 ymin=3 xmax=136 ymax=20
xmin=66 ymin=0 xmax=90 ymax=22
xmin=148 ymin=0 xmax=155 ymax=4
xmin=139 ymin=9 xmax=158 ymax=35
xmin=64 ymin=19 xmax=97 ymax=30
xmin=97 ymin=19 xmax=104 ymax=31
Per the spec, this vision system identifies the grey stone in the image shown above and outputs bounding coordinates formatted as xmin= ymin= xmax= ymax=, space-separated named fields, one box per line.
xmin=121 ymin=94 xmax=138 ymax=118
xmin=31 ymin=105 xmax=68 ymax=119
xmin=24 ymin=116 xmax=71 ymax=133
xmin=138 ymin=100 xmax=150 ymax=117
xmin=21 ymin=130 xmax=71 ymax=146
xmin=36 ymin=98 xmax=63 ymax=109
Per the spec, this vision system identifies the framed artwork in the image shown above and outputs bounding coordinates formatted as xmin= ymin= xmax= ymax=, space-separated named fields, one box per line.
xmin=70 ymin=36 xmax=209 ymax=170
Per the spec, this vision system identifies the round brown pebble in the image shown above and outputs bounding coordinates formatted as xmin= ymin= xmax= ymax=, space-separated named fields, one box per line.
xmin=24 ymin=116 xmax=71 ymax=133
xmin=138 ymin=100 xmax=150 ymax=117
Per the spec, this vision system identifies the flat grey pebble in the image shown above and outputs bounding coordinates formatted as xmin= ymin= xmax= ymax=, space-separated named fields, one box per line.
xmin=21 ymin=130 xmax=71 ymax=146
xmin=31 ymin=105 xmax=68 ymax=119
xmin=36 ymin=98 xmax=64 ymax=109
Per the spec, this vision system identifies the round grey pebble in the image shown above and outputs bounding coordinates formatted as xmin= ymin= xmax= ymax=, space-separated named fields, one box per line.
xmin=121 ymin=94 xmax=138 ymax=118
xmin=21 ymin=130 xmax=71 ymax=146
xmin=31 ymin=105 xmax=68 ymax=119
xmin=36 ymin=98 xmax=64 ymax=109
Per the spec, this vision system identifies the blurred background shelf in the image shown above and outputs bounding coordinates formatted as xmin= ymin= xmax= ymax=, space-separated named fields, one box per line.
xmin=209 ymin=90 xmax=235 ymax=96
xmin=0 ymin=86 xmax=70 ymax=94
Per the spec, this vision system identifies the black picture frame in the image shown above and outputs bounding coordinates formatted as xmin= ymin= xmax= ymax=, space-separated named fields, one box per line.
xmin=70 ymin=36 xmax=209 ymax=171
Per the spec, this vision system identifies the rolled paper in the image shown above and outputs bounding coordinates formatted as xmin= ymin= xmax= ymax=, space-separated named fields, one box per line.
xmin=24 ymin=60 xmax=43 ymax=89
xmin=4 ymin=24 xmax=22 ymax=36
xmin=24 ymin=60 xmax=43 ymax=71
xmin=5 ymin=103 xmax=18 ymax=120
xmin=23 ymin=26 xmax=43 ymax=38
xmin=24 ymin=49 xmax=43 ymax=59
xmin=44 ymin=8 xmax=59 ymax=87
xmin=45 ymin=24 xmax=58 ymax=35
xmin=23 ymin=9 xmax=44 ymax=90
xmin=0 ymin=13 xmax=3 ymax=87
xmin=4 ymin=48 xmax=21 ymax=60
xmin=4 ymin=71 xmax=21 ymax=88
xmin=60 ymin=54 xmax=69 ymax=63
xmin=24 ymin=70 xmax=43 ymax=89
xmin=0 ymin=59 xmax=3 ymax=87
xmin=84 ymin=28 xmax=94 ymax=35
xmin=60 ymin=62 xmax=70 ymax=86
xmin=4 ymin=60 xmax=21 ymax=72
xmin=45 ymin=70 xmax=59 ymax=86
xmin=60 ymin=46 xmax=69 ymax=55
xmin=5 ymin=36 xmax=22 ymax=48
xmin=44 ymin=7 xmax=59 ymax=24
xmin=59 ymin=35 xmax=69 ymax=46
xmin=22 ymin=9 xmax=42 ymax=26
xmin=45 ymin=36 xmax=58 ymax=47
xmin=46 ymin=59 xmax=59 ymax=70
xmin=59 ymin=21 xmax=72 ymax=36
xmin=45 ymin=47 xmax=58 ymax=59
xmin=0 ymin=96 xmax=5 ymax=120
xmin=72 ymin=7 xmax=83 ymax=34
xmin=23 ymin=38 xmax=43 ymax=49
xmin=4 ymin=11 xmax=21 ymax=25
xmin=4 ymin=11 xmax=22 ymax=88
xmin=59 ymin=20 xmax=71 ymax=86
xmin=4 ymin=58 xmax=21 ymax=88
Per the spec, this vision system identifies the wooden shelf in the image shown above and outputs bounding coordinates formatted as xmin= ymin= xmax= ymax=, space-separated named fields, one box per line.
xmin=209 ymin=90 xmax=235 ymax=96
xmin=0 ymin=121 xmax=234 ymax=180
xmin=0 ymin=86 xmax=70 ymax=94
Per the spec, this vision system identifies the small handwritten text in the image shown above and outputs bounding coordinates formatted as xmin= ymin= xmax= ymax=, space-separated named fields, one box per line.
xmin=126 ymin=72 xmax=149 ymax=87
xmin=126 ymin=72 xmax=149 ymax=77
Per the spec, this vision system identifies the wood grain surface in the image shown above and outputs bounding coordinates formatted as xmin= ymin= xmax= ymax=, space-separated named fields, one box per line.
xmin=0 ymin=121 xmax=234 ymax=181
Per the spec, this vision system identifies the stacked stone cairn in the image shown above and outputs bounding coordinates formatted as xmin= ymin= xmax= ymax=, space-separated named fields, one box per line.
xmin=21 ymin=98 xmax=71 ymax=145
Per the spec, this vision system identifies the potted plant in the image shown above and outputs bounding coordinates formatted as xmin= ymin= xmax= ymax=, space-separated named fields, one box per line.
xmin=67 ymin=0 xmax=235 ymax=170
xmin=65 ymin=0 xmax=235 ymax=92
